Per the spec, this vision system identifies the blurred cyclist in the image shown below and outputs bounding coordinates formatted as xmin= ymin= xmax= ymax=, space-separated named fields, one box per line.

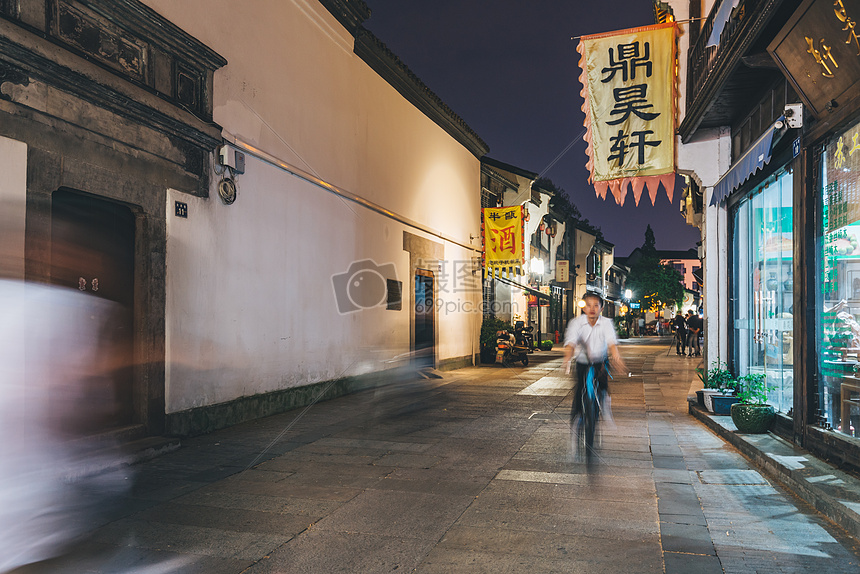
xmin=563 ymin=292 xmax=626 ymax=421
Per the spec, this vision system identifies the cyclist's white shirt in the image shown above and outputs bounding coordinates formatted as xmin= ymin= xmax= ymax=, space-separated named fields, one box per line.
xmin=564 ymin=314 xmax=617 ymax=364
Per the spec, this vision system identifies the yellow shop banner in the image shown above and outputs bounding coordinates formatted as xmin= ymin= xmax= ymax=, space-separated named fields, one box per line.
xmin=482 ymin=206 xmax=524 ymax=277
xmin=578 ymin=23 xmax=677 ymax=205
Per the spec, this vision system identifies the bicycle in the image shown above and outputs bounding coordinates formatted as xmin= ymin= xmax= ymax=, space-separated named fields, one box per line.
xmin=575 ymin=361 xmax=610 ymax=464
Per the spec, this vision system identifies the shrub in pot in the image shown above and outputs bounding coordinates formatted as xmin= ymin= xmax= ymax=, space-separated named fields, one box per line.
xmin=730 ymin=373 xmax=776 ymax=433
xmin=699 ymin=362 xmax=738 ymax=412
xmin=480 ymin=317 xmax=510 ymax=363
xmin=540 ymin=340 xmax=554 ymax=351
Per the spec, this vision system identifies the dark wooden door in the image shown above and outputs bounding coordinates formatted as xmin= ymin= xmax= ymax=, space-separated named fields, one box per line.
xmin=414 ymin=270 xmax=435 ymax=369
xmin=51 ymin=190 xmax=135 ymax=431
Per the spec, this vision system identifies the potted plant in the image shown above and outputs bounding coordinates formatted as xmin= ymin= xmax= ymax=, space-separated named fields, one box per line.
xmin=730 ymin=373 xmax=776 ymax=433
xmin=711 ymin=386 xmax=740 ymax=415
xmin=480 ymin=317 xmax=511 ymax=364
xmin=700 ymin=362 xmax=738 ymax=413
xmin=694 ymin=366 xmax=706 ymax=408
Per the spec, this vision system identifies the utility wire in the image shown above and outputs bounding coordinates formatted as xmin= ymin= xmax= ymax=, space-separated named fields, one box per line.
xmin=535 ymin=127 xmax=588 ymax=182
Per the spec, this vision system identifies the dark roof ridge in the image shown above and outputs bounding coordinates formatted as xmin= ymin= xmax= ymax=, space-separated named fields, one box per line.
xmin=481 ymin=156 xmax=539 ymax=180
xmin=657 ymin=248 xmax=699 ymax=259
xmin=318 ymin=0 xmax=371 ymax=35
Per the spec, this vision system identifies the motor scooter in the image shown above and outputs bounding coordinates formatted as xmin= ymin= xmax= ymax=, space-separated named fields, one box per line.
xmin=495 ymin=330 xmax=529 ymax=366
xmin=513 ymin=321 xmax=534 ymax=352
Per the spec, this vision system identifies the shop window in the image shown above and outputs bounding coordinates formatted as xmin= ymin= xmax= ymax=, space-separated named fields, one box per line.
xmin=818 ymin=117 xmax=860 ymax=438
xmin=731 ymin=168 xmax=794 ymax=413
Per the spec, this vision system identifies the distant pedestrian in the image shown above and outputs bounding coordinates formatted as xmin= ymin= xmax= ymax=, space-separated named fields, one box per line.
xmin=672 ymin=311 xmax=687 ymax=355
xmin=686 ymin=310 xmax=702 ymax=356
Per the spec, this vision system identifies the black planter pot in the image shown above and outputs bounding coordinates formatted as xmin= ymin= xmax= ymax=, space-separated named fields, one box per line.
xmin=712 ymin=395 xmax=739 ymax=415
xmin=730 ymin=403 xmax=775 ymax=433
xmin=480 ymin=348 xmax=496 ymax=364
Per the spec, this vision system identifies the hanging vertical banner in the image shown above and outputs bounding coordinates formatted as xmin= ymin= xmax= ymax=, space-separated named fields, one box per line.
xmin=482 ymin=206 xmax=525 ymax=277
xmin=578 ymin=22 xmax=678 ymax=206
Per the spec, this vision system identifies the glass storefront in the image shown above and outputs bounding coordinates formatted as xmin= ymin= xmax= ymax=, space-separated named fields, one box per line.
xmin=818 ymin=118 xmax=860 ymax=438
xmin=732 ymin=168 xmax=794 ymax=413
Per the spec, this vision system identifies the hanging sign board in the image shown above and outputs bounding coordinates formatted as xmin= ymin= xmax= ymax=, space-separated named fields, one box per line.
xmin=555 ymin=260 xmax=570 ymax=283
xmin=769 ymin=0 xmax=860 ymax=120
xmin=578 ymin=22 xmax=678 ymax=206
xmin=482 ymin=206 xmax=525 ymax=277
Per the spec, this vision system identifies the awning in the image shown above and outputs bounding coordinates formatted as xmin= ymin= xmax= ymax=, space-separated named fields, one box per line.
xmin=706 ymin=0 xmax=741 ymax=47
xmin=494 ymin=274 xmax=550 ymax=300
xmin=709 ymin=116 xmax=785 ymax=206
xmin=692 ymin=267 xmax=703 ymax=285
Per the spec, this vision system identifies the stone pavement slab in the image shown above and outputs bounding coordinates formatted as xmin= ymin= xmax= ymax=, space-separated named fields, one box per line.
xmin=11 ymin=345 xmax=860 ymax=573
xmin=649 ymin=350 xmax=860 ymax=573
xmin=692 ymin=402 xmax=860 ymax=543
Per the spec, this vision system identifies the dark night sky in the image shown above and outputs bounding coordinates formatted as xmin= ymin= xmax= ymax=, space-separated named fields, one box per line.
xmin=364 ymin=1 xmax=701 ymax=257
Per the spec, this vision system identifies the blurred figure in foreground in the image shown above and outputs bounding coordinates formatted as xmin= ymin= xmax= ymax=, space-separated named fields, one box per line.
xmin=0 ymin=207 xmax=132 ymax=573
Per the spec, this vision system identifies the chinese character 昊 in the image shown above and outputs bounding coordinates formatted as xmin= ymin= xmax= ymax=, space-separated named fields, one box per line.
xmin=606 ymin=84 xmax=661 ymax=125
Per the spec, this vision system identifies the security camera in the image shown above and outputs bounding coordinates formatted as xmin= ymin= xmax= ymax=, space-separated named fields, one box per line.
xmin=784 ymin=104 xmax=803 ymax=129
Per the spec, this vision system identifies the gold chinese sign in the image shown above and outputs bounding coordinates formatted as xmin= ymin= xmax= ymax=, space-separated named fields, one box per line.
xmin=482 ymin=206 xmax=525 ymax=277
xmin=770 ymin=0 xmax=860 ymax=119
xmin=578 ymin=23 xmax=678 ymax=206
xmin=824 ymin=117 xmax=860 ymax=234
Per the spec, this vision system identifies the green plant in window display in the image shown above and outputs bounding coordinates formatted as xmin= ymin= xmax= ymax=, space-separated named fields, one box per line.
xmin=737 ymin=373 xmax=775 ymax=405
xmin=702 ymin=362 xmax=739 ymax=393
xmin=731 ymin=373 xmax=777 ymax=433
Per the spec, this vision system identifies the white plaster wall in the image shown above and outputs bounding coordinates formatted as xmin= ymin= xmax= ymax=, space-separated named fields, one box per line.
xmin=165 ymin=154 xmax=480 ymax=412
xmin=678 ymin=127 xmax=732 ymax=188
xmin=603 ymin=250 xmax=614 ymax=291
xmin=143 ymin=0 xmax=479 ymax=244
xmin=433 ymin=240 xmax=482 ymax=364
xmin=146 ymin=0 xmax=481 ymax=412
xmin=502 ymin=174 xmax=533 ymax=208
xmin=691 ymin=128 xmax=732 ymax=367
xmin=0 ymin=136 xmax=27 ymax=398
xmin=0 ymin=136 xmax=27 ymax=279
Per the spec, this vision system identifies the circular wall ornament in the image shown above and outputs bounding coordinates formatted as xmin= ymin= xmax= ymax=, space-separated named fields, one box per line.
xmin=218 ymin=177 xmax=237 ymax=204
